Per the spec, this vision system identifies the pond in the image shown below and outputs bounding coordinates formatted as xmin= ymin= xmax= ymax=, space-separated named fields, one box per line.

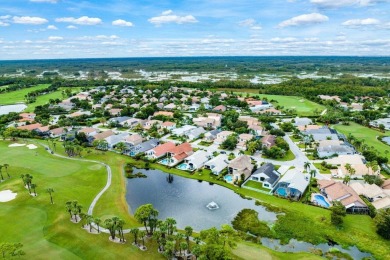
xmin=382 ymin=136 xmax=390 ymax=146
xmin=125 ymin=168 xmax=277 ymax=231
xmin=261 ymin=238 xmax=372 ymax=260
xmin=0 ymin=104 xmax=27 ymax=115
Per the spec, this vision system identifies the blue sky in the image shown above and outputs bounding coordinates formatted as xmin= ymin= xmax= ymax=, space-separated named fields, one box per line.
xmin=0 ymin=0 xmax=390 ymax=59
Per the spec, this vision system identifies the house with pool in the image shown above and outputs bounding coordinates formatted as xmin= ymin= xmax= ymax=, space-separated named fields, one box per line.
xmin=145 ymin=141 xmax=176 ymax=159
xmin=249 ymin=163 xmax=280 ymax=189
xmin=227 ymin=155 xmax=254 ymax=183
xmin=178 ymin=150 xmax=211 ymax=171
xmin=160 ymin=142 xmax=194 ymax=167
xmin=272 ymin=169 xmax=310 ymax=200
xmin=126 ymin=138 xmax=160 ymax=156
xmin=204 ymin=154 xmax=229 ymax=175
xmin=317 ymin=180 xmax=368 ymax=213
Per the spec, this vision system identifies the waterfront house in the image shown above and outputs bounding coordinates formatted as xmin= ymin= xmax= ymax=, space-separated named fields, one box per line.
xmin=204 ymin=154 xmax=229 ymax=175
xmin=183 ymin=150 xmax=210 ymax=171
xmin=146 ymin=142 xmax=176 ymax=159
xmin=127 ymin=139 xmax=160 ymax=156
xmin=273 ymin=169 xmax=309 ymax=200
xmin=250 ymin=163 xmax=280 ymax=189
xmin=228 ymin=155 xmax=254 ymax=182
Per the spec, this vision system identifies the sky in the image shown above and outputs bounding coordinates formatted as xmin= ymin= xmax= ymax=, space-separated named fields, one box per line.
xmin=0 ymin=0 xmax=390 ymax=59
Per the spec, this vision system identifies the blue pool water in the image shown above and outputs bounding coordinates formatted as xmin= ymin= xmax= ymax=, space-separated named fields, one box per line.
xmin=313 ymin=194 xmax=330 ymax=208
xmin=159 ymin=158 xmax=171 ymax=165
xmin=276 ymin=187 xmax=287 ymax=197
xmin=224 ymin=175 xmax=233 ymax=182
xmin=177 ymin=163 xmax=188 ymax=170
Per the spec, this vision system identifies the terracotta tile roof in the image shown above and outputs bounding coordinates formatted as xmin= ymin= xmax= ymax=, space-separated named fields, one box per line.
xmin=152 ymin=142 xmax=176 ymax=157
xmin=153 ymin=111 xmax=174 ymax=117
xmin=17 ymin=123 xmax=42 ymax=131
xmin=383 ymin=179 xmax=390 ymax=190
xmin=93 ymin=130 xmax=115 ymax=140
xmin=78 ymin=127 xmax=98 ymax=134
xmin=162 ymin=121 xmax=175 ymax=127
xmin=171 ymin=143 xmax=193 ymax=160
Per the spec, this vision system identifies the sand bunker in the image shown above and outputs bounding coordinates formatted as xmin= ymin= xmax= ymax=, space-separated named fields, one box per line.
xmin=0 ymin=190 xmax=17 ymax=202
xmin=8 ymin=143 xmax=26 ymax=147
xmin=27 ymin=144 xmax=38 ymax=150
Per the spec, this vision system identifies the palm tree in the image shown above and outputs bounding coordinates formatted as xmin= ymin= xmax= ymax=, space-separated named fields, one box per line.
xmin=30 ymin=183 xmax=37 ymax=196
xmin=22 ymin=174 xmax=33 ymax=193
xmin=310 ymin=169 xmax=316 ymax=179
xmin=86 ymin=215 xmax=94 ymax=232
xmin=116 ymin=219 xmax=125 ymax=242
xmin=0 ymin=165 xmax=4 ymax=181
xmin=3 ymin=164 xmax=10 ymax=179
xmin=65 ymin=201 xmax=73 ymax=219
xmin=95 ymin=217 xmax=102 ymax=233
xmin=138 ymin=230 xmax=146 ymax=249
xmin=104 ymin=218 xmax=116 ymax=240
xmin=46 ymin=188 xmax=54 ymax=204
xmin=165 ymin=218 xmax=177 ymax=236
xmin=304 ymin=162 xmax=311 ymax=173
xmin=180 ymin=242 xmax=188 ymax=256
xmin=184 ymin=226 xmax=193 ymax=253
xmin=130 ymin=228 xmax=139 ymax=245
xmin=343 ymin=175 xmax=351 ymax=185
xmin=116 ymin=142 xmax=127 ymax=154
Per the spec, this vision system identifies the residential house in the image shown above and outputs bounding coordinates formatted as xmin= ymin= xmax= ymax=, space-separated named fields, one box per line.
xmin=124 ymin=134 xmax=143 ymax=147
xmin=383 ymin=180 xmax=390 ymax=190
xmin=250 ymin=163 xmax=280 ymax=189
xmin=186 ymin=127 xmax=206 ymax=140
xmin=213 ymin=105 xmax=226 ymax=113
xmin=17 ymin=123 xmax=42 ymax=131
xmin=161 ymin=121 xmax=176 ymax=131
xmin=303 ymin=127 xmax=339 ymax=141
xmin=166 ymin=143 xmax=194 ymax=166
xmin=164 ymin=103 xmax=176 ymax=110
xmin=204 ymin=154 xmax=229 ymax=175
xmin=228 ymin=155 xmax=254 ymax=182
xmin=317 ymin=144 xmax=355 ymax=158
xmin=78 ymin=127 xmax=98 ymax=137
xmin=109 ymin=117 xmax=131 ymax=125
xmin=145 ymin=142 xmax=176 ymax=159
xmin=143 ymin=120 xmax=162 ymax=130
xmin=127 ymin=139 xmax=160 ymax=156
xmin=350 ymin=182 xmax=390 ymax=210
xmin=154 ymin=111 xmax=174 ymax=117
xmin=183 ymin=150 xmax=210 ymax=171
xmin=49 ymin=127 xmax=68 ymax=138
xmin=272 ymin=169 xmax=309 ymax=200
xmin=19 ymin=113 xmax=36 ymax=122
xmin=108 ymin=108 xmax=122 ymax=116
xmin=105 ymin=133 xmax=129 ymax=149
xmin=257 ymin=108 xmax=282 ymax=115
xmin=325 ymin=155 xmax=371 ymax=178
xmin=204 ymin=129 xmax=221 ymax=142
xmin=318 ymin=95 xmax=341 ymax=103
xmin=248 ymin=125 xmax=263 ymax=136
xmin=318 ymin=180 xmax=368 ymax=213
xmin=214 ymin=131 xmax=234 ymax=145
xmin=261 ymin=135 xmax=276 ymax=148
xmin=121 ymin=118 xmax=144 ymax=129
xmin=188 ymin=104 xmax=200 ymax=112
xmin=172 ymin=125 xmax=197 ymax=136
xmin=92 ymin=130 xmax=115 ymax=141
xmin=237 ymin=133 xmax=254 ymax=150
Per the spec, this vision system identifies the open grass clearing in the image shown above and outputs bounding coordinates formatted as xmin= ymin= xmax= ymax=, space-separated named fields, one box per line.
xmin=244 ymin=180 xmax=271 ymax=192
xmin=332 ymin=122 xmax=390 ymax=158
xmin=216 ymin=88 xmax=325 ymax=116
xmin=0 ymin=84 xmax=50 ymax=105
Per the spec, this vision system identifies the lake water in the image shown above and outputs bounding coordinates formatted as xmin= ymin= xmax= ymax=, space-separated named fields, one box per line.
xmin=125 ymin=168 xmax=277 ymax=231
xmin=0 ymin=104 xmax=27 ymax=115
xmin=382 ymin=136 xmax=390 ymax=145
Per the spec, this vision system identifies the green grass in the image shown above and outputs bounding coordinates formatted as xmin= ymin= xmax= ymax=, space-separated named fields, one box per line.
xmin=313 ymin=163 xmax=331 ymax=174
xmin=263 ymin=150 xmax=295 ymax=161
xmin=216 ymin=88 xmax=325 ymax=116
xmin=244 ymin=180 xmax=271 ymax=192
xmin=232 ymin=241 xmax=323 ymax=260
xmin=332 ymin=122 xmax=390 ymax=159
xmin=0 ymin=140 xmax=161 ymax=259
xmin=198 ymin=141 xmax=213 ymax=147
xmin=0 ymin=84 xmax=50 ymax=105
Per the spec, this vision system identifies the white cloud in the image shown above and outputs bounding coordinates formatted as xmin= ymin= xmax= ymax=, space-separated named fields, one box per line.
xmin=13 ymin=16 xmax=48 ymax=25
xmin=279 ymin=13 xmax=329 ymax=27
xmin=239 ymin=19 xmax=262 ymax=30
xmin=0 ymin=15 xmax=11 ymax=20
xmin=112 ymin=19 xmax=133 ymax=27
xmin=30 ymin=0 xmax=59 ymax=3
xmin=0 ymin=21 xmax=10 ymax=27
xmin=96 ymin=35 xmax=119 ymax=40
xmin=310 ymin=0 xmax=385 ymax=7
xmin=48 ymin=36 xmax=63 ymax=41
xmin=67 ymin=25 xmax=77 ymax=29
xmin=56 ymin=16 xmax=102 ymax=25
xmin=47 ymin=25 xmax=58 ymax=30
xmin=271 ymin=37 xmax=298 ymax=42
xmin=148 ymin=10 xmax=198 ymax=26
xmin=342 ymin=18 xmax=380 ymax=26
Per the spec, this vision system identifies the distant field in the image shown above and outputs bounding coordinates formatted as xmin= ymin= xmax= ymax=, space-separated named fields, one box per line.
xmin=333 ymin=122 xmax=390 ymax=158
xmin=217 ymin=88 xmax=325 ymax=116
xmin=25 ymin=87 xmax=82 ymax=112
xmin=0 ymin=84 xmax=50 ymax=105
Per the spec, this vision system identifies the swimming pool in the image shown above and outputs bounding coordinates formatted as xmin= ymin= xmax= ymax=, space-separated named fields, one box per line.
xmin=313 ymin=194 xmax=330 ymax=208
xmin=224 ymin=175 xmax=233 ymax=182
xmin=159 ymin=158 xmax=172 ymax=165
xmin=177 ymin=163 xmax=188 ymax=170
xmin=276 ymin=187 xmax=287 ymax=197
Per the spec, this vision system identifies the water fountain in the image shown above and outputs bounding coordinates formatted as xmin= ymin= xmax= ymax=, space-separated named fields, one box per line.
xmin=206 ymin=201 xmax=219 ymax=210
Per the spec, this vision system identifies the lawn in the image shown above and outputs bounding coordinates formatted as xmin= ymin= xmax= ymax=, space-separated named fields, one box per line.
xmin=216 ymin=88 xmax=325 ymax=116
xmin=2 ymin=140 xmax=390 ymax=259
xmin=244 ymin=180 xmax=271 ymax=192
xmin=0 ymin=84 xmax=50 ymax=105
xmin=313 ymin=163 xmax=331 ymax=174
xmin=332 ymin=122 xmax=390 ymax=158
xmin=263 ymin=150 xmax=295 ymax=161
xmin=0 ymin=141 xmax=161 ymax=259
xmin=198 ymin=141 xmax=213 ymax=147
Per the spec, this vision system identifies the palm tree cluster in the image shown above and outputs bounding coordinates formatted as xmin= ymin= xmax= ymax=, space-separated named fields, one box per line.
xmin=63 ymin=141 xmax=83 ymax=157
xmin=0 ymin=164 xmax=10 ymax=181
xmin=104 ymin=217 xmax=126 ymax=242
xmin=65 ymin=201 xmax=83 ymax=222
xmin=20 ymin=174 xmax=37 ymax=195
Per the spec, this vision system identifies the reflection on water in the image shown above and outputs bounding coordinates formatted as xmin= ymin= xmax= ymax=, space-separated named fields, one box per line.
xmin=125 ymin=168 xmax=277 ymax=231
